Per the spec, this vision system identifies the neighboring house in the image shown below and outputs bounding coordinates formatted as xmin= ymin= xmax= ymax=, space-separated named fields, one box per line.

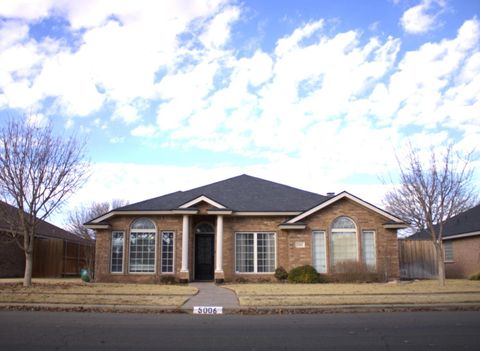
xmin=0 ymin=201 xmax=93 ymax=278
xmin=409 ymin=204 xmax=480 ymax=278
xmin=85 ymin=175 xmax=407 ymax=283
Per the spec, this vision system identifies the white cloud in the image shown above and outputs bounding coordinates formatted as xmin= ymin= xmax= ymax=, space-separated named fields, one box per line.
xmin=400 ymin=0 xmax=446 ymax=34
xmin=131 ymin=124 xmax=157 ymax=137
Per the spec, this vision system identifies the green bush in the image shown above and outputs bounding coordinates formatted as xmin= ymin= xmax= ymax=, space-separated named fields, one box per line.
xmin=468 ymin=272 xmax=480 ymax=280
xmin=288 ymin=265 xmax=320 ymax=284
xmin=274 ymin=266 xmax=288 ymax=281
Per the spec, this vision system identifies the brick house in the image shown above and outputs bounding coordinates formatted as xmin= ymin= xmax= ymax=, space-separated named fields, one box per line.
xmin=410 ymin=204 xmax=480 ymax=278
xmin=85 ymin=175 xmax=406 ymax=283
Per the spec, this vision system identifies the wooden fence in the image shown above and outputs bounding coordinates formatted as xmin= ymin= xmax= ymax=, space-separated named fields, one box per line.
xmin=33 ymin=238 xmax=93 ymax=277
xmin=398 ymin=239 xmax=437 ymax=279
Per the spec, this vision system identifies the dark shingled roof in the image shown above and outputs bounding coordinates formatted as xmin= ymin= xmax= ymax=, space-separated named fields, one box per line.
xmin=116 ymin=174 xmax=329 ymax=212
xmin=408 ymin=203 xmax=480 ymax=240
xmin=0 ymin=201 xmax=88 ymax=244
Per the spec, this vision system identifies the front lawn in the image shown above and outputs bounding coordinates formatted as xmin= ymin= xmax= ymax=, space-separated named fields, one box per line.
xmin=0 ymin=278 xmax=197 ymax=307
xmin=226 ymin=280 xmax=480 ymax=306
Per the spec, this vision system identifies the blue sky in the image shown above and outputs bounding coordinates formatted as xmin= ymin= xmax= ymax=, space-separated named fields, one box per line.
xmin=0 ymin=0 xmax=479 ymax=226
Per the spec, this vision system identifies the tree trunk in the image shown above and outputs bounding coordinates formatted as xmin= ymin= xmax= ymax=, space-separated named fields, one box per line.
xmin=435 ymin=243 xmax=446 ymax=287
xmin=23 ymin=251 xmax=33 ymax=287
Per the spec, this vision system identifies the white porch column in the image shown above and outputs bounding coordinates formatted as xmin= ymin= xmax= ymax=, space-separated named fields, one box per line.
xmin=181 ymin=215 xmax=189 ymax=273
xmin=215 ymin=215 xmax=224 ymax=273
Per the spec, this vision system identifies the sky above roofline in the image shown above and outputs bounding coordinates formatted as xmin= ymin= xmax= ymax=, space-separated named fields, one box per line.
xmin=0 ymin=0 xmax=479 ymax=226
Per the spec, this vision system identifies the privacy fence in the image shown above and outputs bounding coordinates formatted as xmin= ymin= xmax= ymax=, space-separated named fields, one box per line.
xmin=398 ymin=239 xmax=437 ymax=279
xmin=33 ymin=238 xmax=93 ymax=277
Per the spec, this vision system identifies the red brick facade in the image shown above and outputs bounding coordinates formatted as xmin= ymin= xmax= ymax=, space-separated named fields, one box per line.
xmin=94 ymin=198 xmax=400 ymax=283
xmin=445 ymin=236 xmax=480 ymax=278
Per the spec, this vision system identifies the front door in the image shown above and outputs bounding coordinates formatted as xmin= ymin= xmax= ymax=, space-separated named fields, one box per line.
xmin=195 ymin=234 xmax=214 ymax=280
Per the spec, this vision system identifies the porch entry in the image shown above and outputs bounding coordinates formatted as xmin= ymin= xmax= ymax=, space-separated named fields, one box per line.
xmin=194 ymin=223 xmax=215 ymax=281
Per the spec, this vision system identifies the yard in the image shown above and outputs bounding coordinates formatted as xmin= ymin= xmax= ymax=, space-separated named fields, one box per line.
xmin=0 ymin=278 xmax=197 ymax=307
xmin=1 ymin=278 xmax=479 ymax=309
xmin=225 ymin=280 xmax=480 ymax=306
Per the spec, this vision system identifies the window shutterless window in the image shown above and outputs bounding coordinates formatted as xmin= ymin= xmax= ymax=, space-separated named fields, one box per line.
xmin=444 ymin=241 xmax=454 ymax=262
xmin=362 ymin=230 xmax=376 ymax=270
xmin=161 ymin=231 xmax=175 ymax=273
xmin=129 ymin=218 xmax=156 ymax=273
xmin=312 ymin=231 xmax=327 ymax=273
xmin=235 ymin=232 xmax=276 ymax=273
xmin=330 ymin=216 xmax=358 ymax=269
xmin=111 ymin=231 xmax=124 ymax=273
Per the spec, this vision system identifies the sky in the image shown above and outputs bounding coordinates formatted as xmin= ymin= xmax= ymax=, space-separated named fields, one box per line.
xmin=0 ymin=0 xmax=479 ymax=227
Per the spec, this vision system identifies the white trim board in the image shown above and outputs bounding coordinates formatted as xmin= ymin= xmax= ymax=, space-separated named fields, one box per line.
xmin=179 ymin=195 xmax=226 ymax=209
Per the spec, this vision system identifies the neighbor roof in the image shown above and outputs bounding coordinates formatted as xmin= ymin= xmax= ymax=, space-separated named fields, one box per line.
xmin=0 ymin=201 xmax=88 ymax=244
xmin=409 ymin=203 xmax=480 ymax=240
xmin=117 ymin=174 xmax=328 ymax=213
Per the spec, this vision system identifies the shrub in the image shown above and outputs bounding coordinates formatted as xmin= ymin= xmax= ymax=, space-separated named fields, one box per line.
xmin=288 ymin=265 xmax=320 ymax=284
xmin=468 ymin=272 xmax=480 ymax=280
xmin=160 ymin=275 xmax=176 ymax=285
xmin=274 ymin=266 xmax=288 ymax=281
xmin=330 ymin=260 xmax=381 ymax=283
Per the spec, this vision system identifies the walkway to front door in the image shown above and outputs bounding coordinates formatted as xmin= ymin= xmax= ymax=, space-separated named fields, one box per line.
xmin=182 ymin=282 xmax=240 ymax=309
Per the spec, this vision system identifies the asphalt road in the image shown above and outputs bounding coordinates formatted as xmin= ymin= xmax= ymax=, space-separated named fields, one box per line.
xmin=0 ymin=310 xmax=479 ymax=350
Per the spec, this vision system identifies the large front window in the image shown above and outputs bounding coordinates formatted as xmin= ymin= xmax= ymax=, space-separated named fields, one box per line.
xmin=129 ymin=218 xmax=156 ymax=273
xmin=330 ymin=216 xmax=357 ymax=269
xmin=235 ymin=232 xmax=276 ymax=273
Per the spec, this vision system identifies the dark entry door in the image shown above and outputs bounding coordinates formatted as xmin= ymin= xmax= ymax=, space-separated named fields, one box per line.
xmin=195 ymin=234 xmax=214 ymax=280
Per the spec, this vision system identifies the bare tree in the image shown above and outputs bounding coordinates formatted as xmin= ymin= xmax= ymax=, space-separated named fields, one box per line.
xmin=384 ymin=143 xmax=477 ymax=286
xmin=66 ymin=199 xmax=129 ymax=277
xmin=0 ymin=116 xmax=89 ymax=287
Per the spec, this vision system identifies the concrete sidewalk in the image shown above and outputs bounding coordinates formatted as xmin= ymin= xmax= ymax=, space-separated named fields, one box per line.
xmin=182 ymin=282 xmax=240 ymax=310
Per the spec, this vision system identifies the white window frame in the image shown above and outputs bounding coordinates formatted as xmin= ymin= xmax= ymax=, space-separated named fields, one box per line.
xmin=444 ymin=241 xmax=454 ymax=262
xmin=161 ymin=231 xmax=175 ymax=273
xmin=235 ymin=232 xmax=277 ymax=274
xmin=111 ymin=231 xmax=125 ymax=274
xmin=312 ymin=230 xmax=327 ymax=273
xmin=361 ymin=230 xmax=377 ymax=270
xmin=330 ymin=216 xmax=359 ymax=268
xmin=129 ymin=218 xmax=157 ymax=274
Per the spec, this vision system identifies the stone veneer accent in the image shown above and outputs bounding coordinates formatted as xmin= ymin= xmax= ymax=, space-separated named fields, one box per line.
xmin=94 ymin=198 xmax=400 ymax=283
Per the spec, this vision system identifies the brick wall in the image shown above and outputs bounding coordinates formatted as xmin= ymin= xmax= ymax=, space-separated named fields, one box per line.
xmin=94 ymin=198 xmax=400 ymax=283
xmin=445 ymin=236 xmax=480 ymax=278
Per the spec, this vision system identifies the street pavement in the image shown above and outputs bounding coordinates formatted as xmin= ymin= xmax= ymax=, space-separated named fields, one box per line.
xmin=1 ymin=310 xmax=479 ymax=350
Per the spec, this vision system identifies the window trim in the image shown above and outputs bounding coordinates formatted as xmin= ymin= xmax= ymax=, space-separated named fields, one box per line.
xmin=361 ymin=230 xmax=377 ymax=270
xmin=110 ymin=231 xmax=125 ymax=274
xmin=234 ymin=232 xmax=277 ymax=274
xmin=330 ymin=216 xmax=359 ymax=268
xmin=161 ymin=231 xmax=175 ymax=273
xmin=444 ymin=241 xmax=454 ymax=262
xmin=129 ymin=218 xmax=157 ymax=274
xmin=312 ymin=230 xmax=327 ymax=273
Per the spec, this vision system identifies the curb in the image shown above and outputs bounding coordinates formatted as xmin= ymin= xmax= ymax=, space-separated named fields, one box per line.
xmin=1 ymin=302 xmax=480 ymax=314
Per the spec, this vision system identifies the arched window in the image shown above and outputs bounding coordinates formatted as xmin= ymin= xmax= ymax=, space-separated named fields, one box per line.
xmin=129 ymin=218 xmax=156 ymax=273
xmin=195 ymin=223 xmax=215 ymax=234
xmin=330 ymin=216 xmax=358 ymax=269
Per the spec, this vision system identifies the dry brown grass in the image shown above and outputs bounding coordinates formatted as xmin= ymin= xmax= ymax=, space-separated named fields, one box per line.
xmin=226 ymin=280 xmax=480 ymax=306
xmin=0 ymin=278 xmax=197 ymax=306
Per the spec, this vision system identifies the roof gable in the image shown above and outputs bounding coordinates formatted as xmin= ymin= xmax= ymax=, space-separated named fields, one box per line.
xmin=286 ymin=191 xmax=405 ymax=225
